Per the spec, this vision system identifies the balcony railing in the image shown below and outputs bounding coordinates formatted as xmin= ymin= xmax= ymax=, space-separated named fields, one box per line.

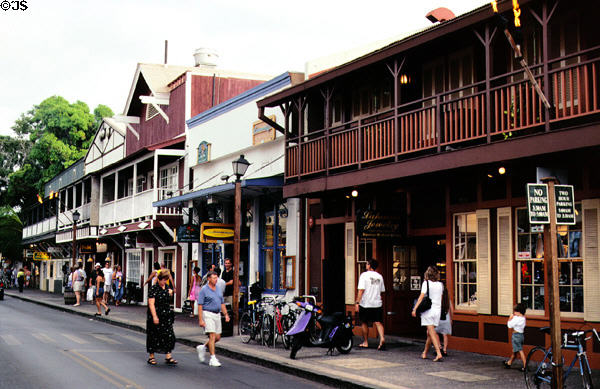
xmin=285 ymin=47 xmax=600 ymax=180
xmin=22 ymin=216 xmax=56 ymax=239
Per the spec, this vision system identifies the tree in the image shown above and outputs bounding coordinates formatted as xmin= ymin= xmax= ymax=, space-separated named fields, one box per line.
xmin=5 ymin=96 xmax=113 ymax=209
xmin=0 ymin=206 xmax=23 ymax=263
xmin=0 ymin=136 xmax=31 ymax=205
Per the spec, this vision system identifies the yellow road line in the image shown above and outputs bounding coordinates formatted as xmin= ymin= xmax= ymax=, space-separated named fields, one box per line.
xmin=90 ymin=334 xmax=121 ymax=344
xmin=60 ymin=350 xmax=127 ymax=388
xmin=64 ymin=349 xmax=144 ymax=389
xmin=32 ymin=332 xmax=55 ymax=343
xmin=0 ymin=334 xmax=20 ymax=345
xmin=62 ymin=333 xmax=88 ymax=344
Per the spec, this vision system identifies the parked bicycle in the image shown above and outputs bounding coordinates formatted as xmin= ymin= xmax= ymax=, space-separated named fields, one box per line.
xmin=239 ymin=297 xmax=272 ymax=344
xmin=524 ymin=326 xmax=599 ymax=389
xmin=261 ymin=297 xmax=300 ymax=349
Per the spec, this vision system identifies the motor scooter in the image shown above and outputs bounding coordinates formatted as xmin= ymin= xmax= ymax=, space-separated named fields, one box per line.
xmin=286 ymin=296 xmax=353 ymax=359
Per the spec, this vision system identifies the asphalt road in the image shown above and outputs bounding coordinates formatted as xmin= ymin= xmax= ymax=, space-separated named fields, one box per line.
xmin=0 ymin=297 xmax=329 ymax=389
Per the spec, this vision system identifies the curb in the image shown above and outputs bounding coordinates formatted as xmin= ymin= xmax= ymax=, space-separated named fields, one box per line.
xmin=7 ymin=292 xmax=374 ymax=389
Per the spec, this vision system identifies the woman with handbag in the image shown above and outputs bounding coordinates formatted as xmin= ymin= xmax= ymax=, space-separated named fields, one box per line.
xmin=113 ymin=265 xmax=124 ymax=306
xmin=412 ymin=266 xmax=444 ymax=362
xmin=188 ymin=266 xmax=201 ymax=318
xmin=146 ymin=270 xmax=177 ymax=365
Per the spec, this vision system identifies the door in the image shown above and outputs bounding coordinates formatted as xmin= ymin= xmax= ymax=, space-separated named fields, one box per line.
xmin=385 ymin=244 xmax=421 ymax=336
xmin=323 ymin=224 xmax=345 ymax=314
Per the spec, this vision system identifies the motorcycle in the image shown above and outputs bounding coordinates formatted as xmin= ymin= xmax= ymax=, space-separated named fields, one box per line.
xmin=0 ymin=276 xmax=6 ymax=300
xmin=286 ymin=296 xmax=353 ymax=359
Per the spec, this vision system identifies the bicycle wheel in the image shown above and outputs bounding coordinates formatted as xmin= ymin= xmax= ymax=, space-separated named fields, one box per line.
xmin=239 ymin=312 xmax=253 ymax=343
xmin=525 ymin=346 xmax=552 ymax=389
xmin=581 ymin=355 xmax=594 ymax=389
xmin=281 ymin=314 xmax=295 ymax=350
xmin=262 ymin=314 xmax=274 ymax=347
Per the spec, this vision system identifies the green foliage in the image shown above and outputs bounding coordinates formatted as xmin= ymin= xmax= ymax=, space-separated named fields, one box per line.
xmin=0 ymin=206 xmax=23 ymax=262
xmin=3 ymin=96 xmax=113 ymax=210
xmin=0 ymin=136 xmax=31 ymax=204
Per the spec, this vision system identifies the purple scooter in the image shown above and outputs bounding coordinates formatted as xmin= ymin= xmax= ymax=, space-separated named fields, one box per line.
xmin=286 ymin=296 xmax=353 ymax=359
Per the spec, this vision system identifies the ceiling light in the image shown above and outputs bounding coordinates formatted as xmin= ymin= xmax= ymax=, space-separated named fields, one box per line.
xmin=351 ymin=190 xmax=358 ymax=198
xmin=487 ymin=174 xmax=493 ymax=178
xmin=498 ymin=166 xmax=506 ymax=175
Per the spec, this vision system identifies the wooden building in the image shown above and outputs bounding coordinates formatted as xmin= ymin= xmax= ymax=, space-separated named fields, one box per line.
xmin=257 ymin=0 xmax=600 ymax=366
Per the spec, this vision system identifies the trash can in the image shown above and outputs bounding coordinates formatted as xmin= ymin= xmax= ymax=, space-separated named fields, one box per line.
xmin=64 ymin=286 xmax=76 ymax=305
xmin=221 ymin=305 xmax=233 ymax=337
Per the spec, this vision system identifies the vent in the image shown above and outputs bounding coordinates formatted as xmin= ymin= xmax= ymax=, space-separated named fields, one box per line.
xmin=193 ymin=48 xmax=219 ymax=67
xmin=146 ymin=104 xmax=159 ymax=121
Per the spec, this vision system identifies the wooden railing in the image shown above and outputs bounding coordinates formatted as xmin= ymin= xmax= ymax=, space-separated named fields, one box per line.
xmin=284 ymin=48 xmax=600 ymax=180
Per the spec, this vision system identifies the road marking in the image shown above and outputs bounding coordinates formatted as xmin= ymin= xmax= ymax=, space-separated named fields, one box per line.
xmin=0 ymin=334 xmax=20 ymax=345
xmin=90 ymin=334 xmax=120 ymax=344
xmin=118 ymin=334 xmax=146 ymax=345
xmin=427 ymin=371 xmax=494 ymax=382
xmin=32 ymin=332 xmax=56 ymax=343
xmin=61 ymin=333 xmax=88 ymax=344
xmin=61 ymin=350 xmax=144 ymax=389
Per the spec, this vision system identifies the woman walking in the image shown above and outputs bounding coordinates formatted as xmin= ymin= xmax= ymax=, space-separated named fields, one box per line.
xmin=113 ymin=265 xmax=124 ymax=306
xmin=188 ymin=266 xmax=201 ymax=318
xmin=146 ymin=271 xmax=177 ymax=366
xmin=412 ymin=266 xmax=444 ymax=362
xmin=436 ymin=284 xmax=453 ymax=356
xmin=94 ymin=269 xmax=110 ymax=316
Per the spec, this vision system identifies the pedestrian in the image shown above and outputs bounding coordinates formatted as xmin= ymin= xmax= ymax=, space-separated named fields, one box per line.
xmin=355 ymin=259 xmax=386 ymax=350
xmin=214 ymin=267 xmax=226 ymax=296
xmin=113 ymin=265 xmax=124 ymax=306
xmin=67 ymin=267 xmax=74 ymax=289
xmin=435 ymin=283 xmax=453 ymax=357
xmin=222 ymin=258 xmax=234 ymax=306
xmin=412 ymin=266 xmax=444 ymax=362
xmin=94 ymin=269 xmax=110 ymax=316
xmin=200 ymin=264 xmax=216 ymax=287
xmin=503 ymin=303 xmax=527 ymax=371
xmin=89 ymin=263 xmax=101 ymax=304
xmin=196 ymin=271 xmax=230 ymax=367
xmin=24 ymin=266 xmax=31 ymax=288
xmin=145 ymin=262 xmax=175 ymax=289
xmin=144 ymin=262 xmax=162 ymax=288
xmin=102 ymin=261 xmax=114 ymax=305
xmin=188 ymin=266 xmax=201 ymax=318
xmin=16 ymin=268 xmax=25 ymax=293
xmin=72 ymin=264 xmax=86 ymax=307
xmin=146 ymin=271 xmax=177 ymax=366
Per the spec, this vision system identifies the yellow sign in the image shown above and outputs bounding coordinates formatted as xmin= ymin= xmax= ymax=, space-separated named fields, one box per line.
xmin=33 ymin=251 xmax=50 ymax=261
xmin=200 ymin=223 xmax=234 ymax=244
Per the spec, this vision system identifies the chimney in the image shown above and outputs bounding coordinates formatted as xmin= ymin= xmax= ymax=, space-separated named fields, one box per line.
xmin=426 ymin=7 xmax=456 ymax=23
xmin=193 ymin=48 xmax=219 ymax=67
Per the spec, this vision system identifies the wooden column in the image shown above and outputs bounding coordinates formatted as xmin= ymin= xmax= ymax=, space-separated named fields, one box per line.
xmin=475 ymin=24 xmax=497 ymax=143
xmin=386 ymin=58 xmax=405 ymax=161
xmin=321 ymin=87 xmax=333 ymax=175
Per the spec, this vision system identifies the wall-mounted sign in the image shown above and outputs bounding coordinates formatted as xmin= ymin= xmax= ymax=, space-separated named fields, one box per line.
xmin=96 ymin=243 xmax=108 ymax=253
xmin=252 ymin=116 xmax=276 ymax=145
xmin=198 ymin=141 xmax=211 ymax=164
xmin=200 ymin=222 xmax=234 ymax=244
xmin=33 ymin=251 xmax=50 ymax=261
xmin=356 ymin=209 xmax=404 ymax=239
xmin=79 ymin=243 xmax=96 ymax=253
xmin=177 ymin=224 xmax=200 ymax=243
xmin=410 ymin=276 xmax=422 ymax=291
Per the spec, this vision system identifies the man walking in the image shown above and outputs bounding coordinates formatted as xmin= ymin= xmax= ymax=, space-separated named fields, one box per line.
xmin=355 ymin=259 xmax=386 ymax=350
xmin=222 ymin=258 xmax=234 ymax=306
xmin=197 ymin=271 xmax=230 ymax=367
xmin=102 ymin=261 xmax=114 ymax=305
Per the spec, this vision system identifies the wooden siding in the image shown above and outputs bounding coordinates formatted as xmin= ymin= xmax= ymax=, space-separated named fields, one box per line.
xmin=190 ymin=75 xmax=264 ymax=117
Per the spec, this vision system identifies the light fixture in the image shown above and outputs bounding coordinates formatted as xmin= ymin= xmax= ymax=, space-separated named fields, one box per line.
xmin=351 ymin=190 xmax=359 ymax=198
xmin=498 ymin=166 xmax=506 ymax=175
xmin=400 ymin=74 xmax=411 ymax=84
xmin=278 ymin=204 xmax=288 ymax=218
xmin=232 ymin=154 xmax=250 ymax=181
xmin=487 ymin=174 xmax=493 ymax=178
xmin=72 ymin=210 xmax=80 ymax=222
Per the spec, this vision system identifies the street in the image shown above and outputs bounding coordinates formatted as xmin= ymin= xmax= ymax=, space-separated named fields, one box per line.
xmin=0 ymin=298 xmax=328 ymax=389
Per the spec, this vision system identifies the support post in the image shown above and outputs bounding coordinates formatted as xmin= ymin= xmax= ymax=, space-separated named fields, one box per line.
xmin=72 ymin=221 xmax=77 ymax=267
xmin=233 ymin=179 xmax=242 ymax=328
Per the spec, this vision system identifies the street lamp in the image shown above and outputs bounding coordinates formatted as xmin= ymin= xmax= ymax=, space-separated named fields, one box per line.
xmin=232 ymin=155 xmax=249 ymax=328
xmin=72 ymin=210 xmax=80 ymax=266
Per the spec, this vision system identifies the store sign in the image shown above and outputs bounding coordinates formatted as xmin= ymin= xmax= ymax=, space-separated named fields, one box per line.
xmin=356 ymin=210 xmax=403 ymax=239
xmin=197 ymin=141 xmax=211 ymax=164
xmin=252 ymin=117 xmax=276 ymax=145
xmin=200 ymin=223 xmax=234 ymax=244
xmin=177 ymin=224 xmax=200 ymax=243
xmin=527 ymin=184 xmax=550 ymax=224
xmin=79 ymin=243 xmax=96 ymax=253
xmin=554 ymin=185 xmax=575 ymax=225
xmin=33 ymin=251 xmax=50 ymax=261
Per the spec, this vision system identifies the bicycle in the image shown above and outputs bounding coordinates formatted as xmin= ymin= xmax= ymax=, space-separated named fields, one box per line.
xmin=262 ymin=297 xmax=299 ymax=349
xmin=524 ymin=326 xmax=599 ymax=389
xmin=239 ymin=297 xmax=272 ymax=344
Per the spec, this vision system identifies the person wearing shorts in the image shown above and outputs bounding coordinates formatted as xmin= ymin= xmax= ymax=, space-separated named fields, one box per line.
xmin=355 ymin=259 xmax=386 ymax=350
xmin=197 ymin=271 xmax=229 ymax=367
xmin=72 ymin=264 xmax=85 ymax=306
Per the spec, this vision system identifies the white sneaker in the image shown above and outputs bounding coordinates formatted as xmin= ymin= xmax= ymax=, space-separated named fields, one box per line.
xmin=196 ymin=344 xmax=206 ymax=363
xmin=73 ymin=303 xmax=80 ymax=307
xmin=208 ymin=356 xmax=221 ymax=367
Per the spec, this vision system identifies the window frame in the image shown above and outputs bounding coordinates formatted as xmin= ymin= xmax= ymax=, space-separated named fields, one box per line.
xmin=453 ymin=212 xmax=478 ymax=310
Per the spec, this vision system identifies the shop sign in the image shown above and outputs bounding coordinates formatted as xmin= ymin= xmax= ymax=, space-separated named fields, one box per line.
xmin=33 ymin=251 xmax=50 ymax=261
xmin=527 ymin=184 xmax=549 ymax=224
xmin=96 ymin=243 xmax=108 ymax=253
xmin=47 ymin=247 xmax=61 ymax=254
xmin=79 ymin=243 xmax=96 ymax=253
xmin=252 ymin=117 xmax=276 ymax=145
xmin=200 ymin=223 xmax=234 ymax=244
xmin=197 ymin=141 xmax=211 ymax=164
xmin=177 ymin=224 xmax=200 ymax=243
xmin=517 ymin=252 xmax=531 ymax=259
xmin=410 ymin=276 xmax=421 ymax=291
xmin=554 ymin=185 xmax=575 ymax=225
xmin=356 ymin=209 xmax=403 ymax=239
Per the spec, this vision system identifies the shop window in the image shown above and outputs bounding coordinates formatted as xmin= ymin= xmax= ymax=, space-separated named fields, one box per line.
xmin=516 ymin=208 xmax=546 ymax=311
xmin=281 ymin=256 xmax=296 ymax=289
xmin=260 ymin=207 xmax=287 ymax=292
xmin=558 ymin=204 xmax=583 ymax=313
xmin=392 ymin=246 xmax=418 ymax=291
xmin=357 ymin=239 xmax=373 ymax=275
xmin=453 ymin=213 xmax=478 ymax=308
xmin=126 ymin=250 xmax=141 ymax=285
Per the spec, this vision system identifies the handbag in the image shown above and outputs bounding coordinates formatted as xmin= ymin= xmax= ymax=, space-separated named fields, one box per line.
xmin=415 ymin=281 xmax=432 ymax=315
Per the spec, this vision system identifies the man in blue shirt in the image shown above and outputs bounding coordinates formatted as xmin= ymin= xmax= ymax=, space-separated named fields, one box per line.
xmin=197 ymin=271 xmax=230 ymax=367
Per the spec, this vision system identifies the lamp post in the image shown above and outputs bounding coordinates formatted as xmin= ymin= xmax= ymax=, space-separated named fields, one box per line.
xmin=232 ymin=155 xmax=250 ymax=327
xmin=72 ymin=210 xmax=80 ymax=266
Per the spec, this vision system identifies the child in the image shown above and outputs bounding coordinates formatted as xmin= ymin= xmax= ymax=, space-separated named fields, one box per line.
xmin=504 ymin=303 xmax=527 ymax=371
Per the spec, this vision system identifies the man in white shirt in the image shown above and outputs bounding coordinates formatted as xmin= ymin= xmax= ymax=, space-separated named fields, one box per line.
xmin=102 ymin=261 xmax=114 ymax=305
xmin=355 ymin=259 xmax=386 ymax=350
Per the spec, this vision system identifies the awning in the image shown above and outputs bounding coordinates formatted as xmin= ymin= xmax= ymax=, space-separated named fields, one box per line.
xmin=152 ymin=176 xmax=284 ymax=208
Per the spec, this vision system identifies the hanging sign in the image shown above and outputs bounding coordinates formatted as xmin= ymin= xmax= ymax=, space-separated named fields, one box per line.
xmin=177 ymin=224 xmax=200 ymax=243
xmin=33 ymin=251 xmax=50 ymax=261
xmin=554 ymin=185 xmax=575 ymax=225
xmin=527 ymin=183 xmax=549 ymax=224
xmin=200 ymin=223 xmax=234 ymax=244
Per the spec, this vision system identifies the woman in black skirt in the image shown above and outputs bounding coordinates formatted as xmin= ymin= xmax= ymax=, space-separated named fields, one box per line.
xmin=147 ymin=271 xmax=177 ymax=365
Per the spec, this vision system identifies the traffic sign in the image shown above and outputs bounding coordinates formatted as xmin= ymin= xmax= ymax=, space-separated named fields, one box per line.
xmin=527 ymin=183 xmax=549 ymax=224
xmin=554 ymin=185 xmax=575 ymax=225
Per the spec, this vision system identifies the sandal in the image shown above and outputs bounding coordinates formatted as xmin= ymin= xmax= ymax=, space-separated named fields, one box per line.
xmin=357 ymin=344 xmax=369 ymax=349
xmin=105 ymin=308 xmax=110 ymax=316
xmin=377 ymin=343 xmax=386 ymax=351
xmin=94 ymin=313 xmax=101 ymax=317
xmin=165 ymin=357 xmax=178 ymax=365
xmin=433 ymin=355 xmax=443 ymax=362
xmin=421 ymin=352 xmax=428 ymax=360
xmin=147 ymin=357 xmax=157 ymax=365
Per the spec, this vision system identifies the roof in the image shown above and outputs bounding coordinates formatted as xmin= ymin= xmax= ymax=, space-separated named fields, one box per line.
xmin=186 ymin=72 xmax=303 ymax=129
xmin=257 ymin=0 xmax=522 ymax=108
xmin=123 ymin=63 xmax=273 ymax=116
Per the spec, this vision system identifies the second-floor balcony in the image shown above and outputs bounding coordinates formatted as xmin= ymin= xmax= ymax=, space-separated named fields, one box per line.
xmin=285 ymin=47 xmax=600 ymax=180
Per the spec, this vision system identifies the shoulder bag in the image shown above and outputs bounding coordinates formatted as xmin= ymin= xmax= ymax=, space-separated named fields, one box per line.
xmin=415 ymin=280 xmax=432 ymax=315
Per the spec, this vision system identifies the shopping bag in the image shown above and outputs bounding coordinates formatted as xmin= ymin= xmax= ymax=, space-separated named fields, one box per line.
xmin=86 ymin=288 xmax=94 ymax=302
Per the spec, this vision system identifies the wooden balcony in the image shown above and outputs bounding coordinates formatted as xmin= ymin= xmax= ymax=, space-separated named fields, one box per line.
xmin=285 ymin=47 xmax=600 ymax=181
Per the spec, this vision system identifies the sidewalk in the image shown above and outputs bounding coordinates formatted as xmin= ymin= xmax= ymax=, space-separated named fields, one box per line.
xmin=6 ymin=289 xmax=598 ymax=388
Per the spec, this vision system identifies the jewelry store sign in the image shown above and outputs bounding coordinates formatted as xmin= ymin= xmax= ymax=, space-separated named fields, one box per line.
xmin=527 ymin=184 xmax=575 ymax=225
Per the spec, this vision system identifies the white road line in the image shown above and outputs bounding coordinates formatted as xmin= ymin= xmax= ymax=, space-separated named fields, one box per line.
xmin=32 ymin=332 xmax=56 ymax=343
xmin=62 ymin=333 xmax=88 ymax=344
xmin=90 ymin=334 xmax=120 ymax=344
xmin=0 ymin=334 xmax=20 ymax=345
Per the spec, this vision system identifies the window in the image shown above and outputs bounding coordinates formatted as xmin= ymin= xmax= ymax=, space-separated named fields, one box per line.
xmin=75 ymin=183 xmax=82 ymax=208
xmin=158 ymin=165 xmax=178 ymax=200
xmin=516 ymin=208 xmax=546 ymax=311
xmin=454 ymin=213 xmax=477 ymax=308
xmin=558 ymin=204 xmax=583 ymax=313
xmin=102 ymin=174 xmax=115 ymax=203
xmin=392 ymin=246 xmax=418 ymax=291
xmin=136 ymin=176 xmax=147 ymax=193
xmin=126 ymin=250 xmax=141 ymax=285
xmin=84 ymin=179 xmax=91 ymax=204
xmin=261 ymin=206 xmax=287 ymax=292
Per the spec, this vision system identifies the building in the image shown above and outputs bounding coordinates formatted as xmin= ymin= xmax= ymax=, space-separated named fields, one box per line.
xmin=257 ymin=0 xmax=600 ymax=367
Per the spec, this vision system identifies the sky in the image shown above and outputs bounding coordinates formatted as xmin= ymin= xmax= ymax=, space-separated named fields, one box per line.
xmin=0 ymin=0 xmax=488 ymax=136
